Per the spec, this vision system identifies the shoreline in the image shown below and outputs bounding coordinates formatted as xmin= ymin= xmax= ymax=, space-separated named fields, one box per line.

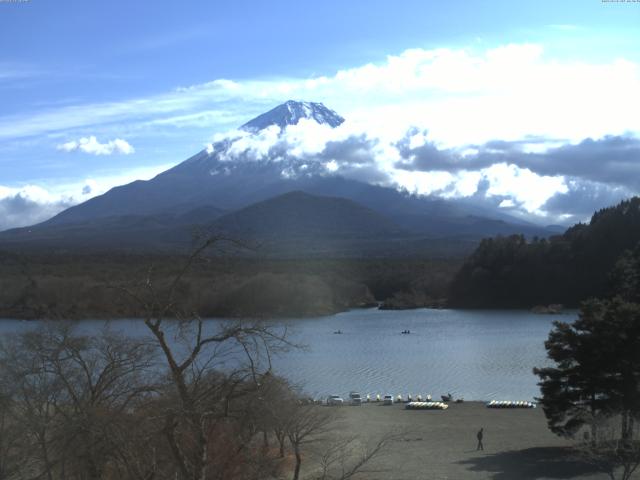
xmin=0 ymin=305 xmax=579 ymax=322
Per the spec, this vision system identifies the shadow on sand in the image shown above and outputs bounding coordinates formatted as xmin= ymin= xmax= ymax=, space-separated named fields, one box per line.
xmin=457 ymin=447 xmax=605 ymax=479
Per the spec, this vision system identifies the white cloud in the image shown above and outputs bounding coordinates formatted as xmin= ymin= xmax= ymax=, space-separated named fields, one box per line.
xmin=57 ymin=136 xmax=135 ymax=155
xmin=324 ymin=160 xmax=339 ymax=172
xmin=0 ymin=185 xmax=73 ymax=231
xmin=203 ymin=119 xmax=571 ymax=217
xmin=0 ymin=162 xmax=173 ymax=231
xmin=221 ymin=125 xmax=282 ymax=161
xmin=2 ymin=42 xmax=638 ymax=148
xmin=482 ymin=163 xmax=568 ymax=214
xmin=0 ymin=184 xmax=61 ymax=206
xmin=198 ymin=43 xmax=639 ymax=146
xmin=499 ymin=199 xmax=516 ymax=208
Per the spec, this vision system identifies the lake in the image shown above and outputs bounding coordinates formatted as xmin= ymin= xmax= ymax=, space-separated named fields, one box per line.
xmin=0 ymin=308 xmax=575 ymax=401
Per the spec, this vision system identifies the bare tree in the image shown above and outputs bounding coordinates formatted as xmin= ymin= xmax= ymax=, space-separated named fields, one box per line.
xmin=284 ymin=403 xmax=403 ymax=480
xmin=313 ymin=431 xmax=404 ymax=480
xmin=255 ymin=375 xmax=299 ymax=458
xmin=0 ymin=324 xmax=158 ymax=480
xmin=285 ymin=405 xmax=337 ymax=480
xmin=116 ymin=236 xmax=294 ymax=480
xmin=0 ymin=389 xmax=21 ymax=480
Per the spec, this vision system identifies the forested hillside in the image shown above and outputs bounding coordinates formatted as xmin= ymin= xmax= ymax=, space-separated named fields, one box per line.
xmin=0 ymin=254 xmax=458 ymax=319
xmin=450 ymin=197 xmax=640 ymax=308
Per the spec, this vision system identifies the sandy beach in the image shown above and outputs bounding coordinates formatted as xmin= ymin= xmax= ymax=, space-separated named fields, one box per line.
xmin=310 ymin=402 xmax=612 ymax=480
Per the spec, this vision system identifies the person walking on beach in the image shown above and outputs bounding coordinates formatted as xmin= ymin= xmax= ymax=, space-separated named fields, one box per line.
xmin=476 ymin=428 xmax=484 ymax=451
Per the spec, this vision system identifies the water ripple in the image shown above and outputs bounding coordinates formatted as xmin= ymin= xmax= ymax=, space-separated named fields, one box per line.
xmin=272 ymin=308 xmax=576 ymax=401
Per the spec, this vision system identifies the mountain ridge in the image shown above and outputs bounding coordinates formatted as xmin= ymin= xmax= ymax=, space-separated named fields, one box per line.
xmin=0 ymin=101 xmax=562 ymax=255
xmin=212 ymin=190 xmax=405 ymax=239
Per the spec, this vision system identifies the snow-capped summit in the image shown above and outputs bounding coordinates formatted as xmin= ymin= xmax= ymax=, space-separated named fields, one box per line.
xmin=240 ymin=100 xmax=344 ymax=132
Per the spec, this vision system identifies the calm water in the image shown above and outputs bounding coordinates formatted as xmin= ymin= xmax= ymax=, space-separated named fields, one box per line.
xmin=0 ymin=308 xmax=575 ymax=401
xmin=272 ymin=308 xmax=576 ymax=401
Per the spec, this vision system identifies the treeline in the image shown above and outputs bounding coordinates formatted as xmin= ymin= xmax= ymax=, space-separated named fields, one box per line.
xmin=0 ymin=254 xmax=459 ymax=319
xmin=450 ymin=197 xmax=640 ymax=308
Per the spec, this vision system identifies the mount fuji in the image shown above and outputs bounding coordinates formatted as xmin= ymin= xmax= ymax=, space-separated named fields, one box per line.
xmin=0 ymin=101 xmax=558 ymax=255
xmin=241 ymin=100 xmax=344 ymax=132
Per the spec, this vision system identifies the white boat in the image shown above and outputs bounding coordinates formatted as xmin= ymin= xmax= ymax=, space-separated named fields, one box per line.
xmin=405 ymin=401 xmax=449 ymax=410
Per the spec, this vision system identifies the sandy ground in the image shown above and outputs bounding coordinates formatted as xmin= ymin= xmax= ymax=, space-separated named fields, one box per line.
xmin=306 ymin=402 xmax=614 ymax=480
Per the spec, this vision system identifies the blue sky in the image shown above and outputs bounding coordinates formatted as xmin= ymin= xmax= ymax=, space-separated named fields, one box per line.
xmin=1 ymin=0 xmax=639 ymax=229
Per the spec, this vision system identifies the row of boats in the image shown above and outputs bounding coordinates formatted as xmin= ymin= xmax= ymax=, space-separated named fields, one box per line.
xmin=486 ymin=400 xmax=537 ymax=409
xmin=327 ymin=393 xmax=536 ymax=408
xmin=405 ymin=401 xmax=449 ymax=410
xmin=367 ymin=394 xmax=434 ymax=403
xmin=348 ymin=393 xmax=465 ymax=404
xmin=334 ymin=330 xmax=412 ymax=335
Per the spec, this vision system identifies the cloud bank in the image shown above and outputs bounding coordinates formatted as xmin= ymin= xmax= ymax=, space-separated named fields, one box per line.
xmin=203 ymin=118 xmax=640 ymax=225
xmin=57 ymin=136 xmax=135 ymax=155
xmin=3 ymin=43 xmax=639 ymax=147
xmin=0 ymin=186 xmax=73 ymax=231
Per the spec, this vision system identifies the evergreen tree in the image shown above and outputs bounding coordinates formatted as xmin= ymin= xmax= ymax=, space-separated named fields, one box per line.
xmin=535 ymin=298 xmax=640 ymax=441
xmin=610 ymin=244 xmax=640 ymax=303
